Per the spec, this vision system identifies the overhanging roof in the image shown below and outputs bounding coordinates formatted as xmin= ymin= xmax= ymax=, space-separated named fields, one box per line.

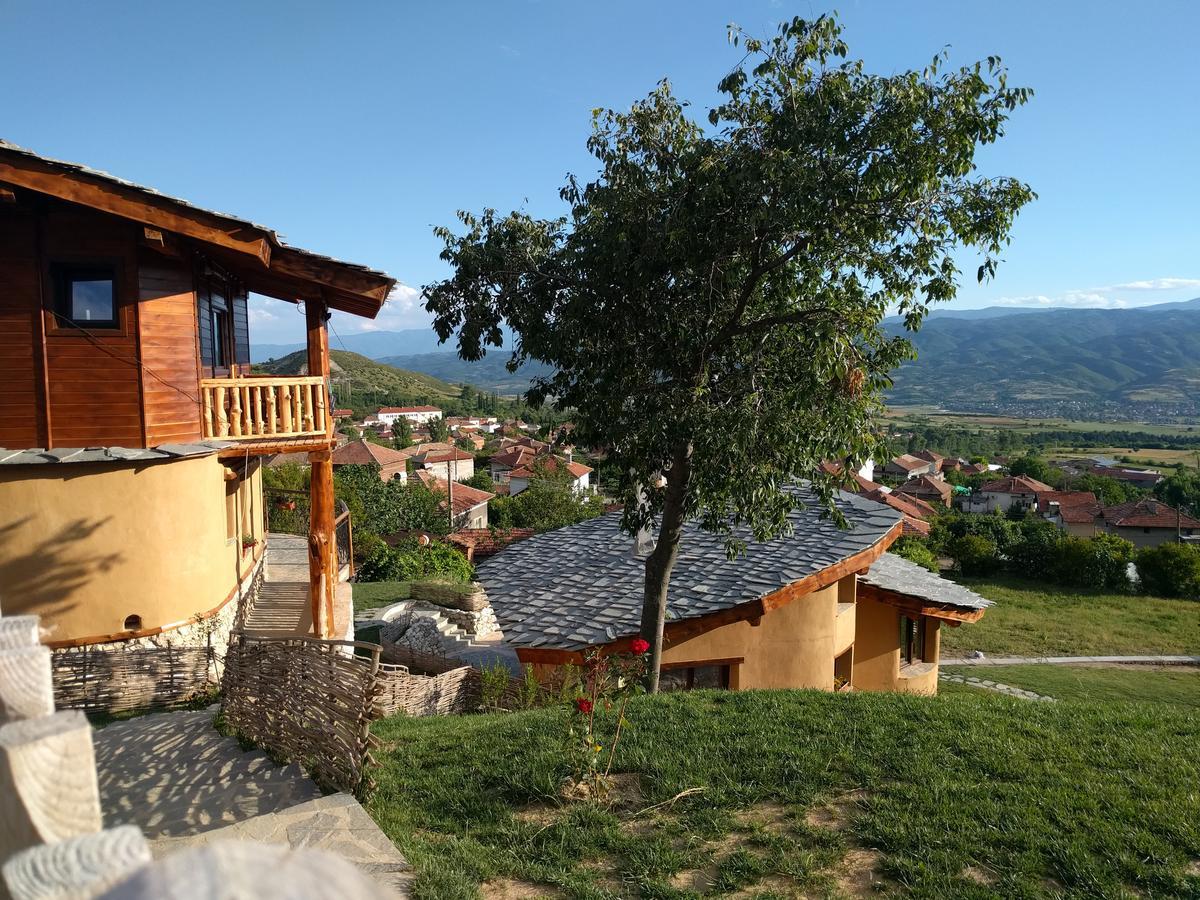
xmin=858 ymin=553 xmax=993 ymax=622
xmin=0 ymin=139 xmax=395 ymax=318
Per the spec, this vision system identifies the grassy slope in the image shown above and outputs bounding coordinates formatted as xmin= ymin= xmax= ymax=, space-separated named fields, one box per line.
xmin=940 ymin=575 xmax=1200 ymax=658
xmin=943 ymin=664 xmax=1200 ymax=708
xmin=353 ymin=581 xmax=411 ymax=614
xmin=368 ymin=691 xmax=1200 ymax=899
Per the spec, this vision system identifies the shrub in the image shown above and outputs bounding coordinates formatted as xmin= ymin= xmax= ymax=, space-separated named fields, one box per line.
xmin=1005 ymin=519 xmax=1063 ymax=581
xmin=1052 ymin=533 xmax=1134 ymax=591
xmin=949 ymin=534 xmax=1000 ymax=576
xmin=890 ymin=535 xmax=938 ymax=572
xmin=1135 ymin=542 xmax=1200 ymax=600
xmin=357 ymin=539 xmax=474 ymax=583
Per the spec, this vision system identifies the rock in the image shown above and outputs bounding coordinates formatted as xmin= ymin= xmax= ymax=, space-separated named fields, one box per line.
xmin=968 ymin=650 xmax=986 ymax=660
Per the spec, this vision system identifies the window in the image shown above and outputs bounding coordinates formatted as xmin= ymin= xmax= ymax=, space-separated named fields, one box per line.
xmin=900 ymin=615 xmax=925 ymax=665
xmin=52 ymin=264 xmax=117 ymax=328
xmin=659 ymin=664 xmax=731 ymax=692
xmin=210 ymin=292 xmax=231 ymax=370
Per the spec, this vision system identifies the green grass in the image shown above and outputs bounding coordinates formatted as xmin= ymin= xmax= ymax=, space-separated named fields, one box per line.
xmin=367 ymin=690 xmax=1200 ymax=899
xmin=943 ymin=664 xmax=1200 ymax=708
xmin=352 ymin=580 xmax=411 ymax=614
xmin=940 ymin=575 xmax=1200 ymax=658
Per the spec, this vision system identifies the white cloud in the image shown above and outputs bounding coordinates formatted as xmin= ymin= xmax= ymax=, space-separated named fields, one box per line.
xmin=1104 ymin=277 xmax=1200 ymax=292
xmin=992 ymin=276 xmax=1200 ymax=310
xmin=331 ymin=282 xmax=432 ymax=335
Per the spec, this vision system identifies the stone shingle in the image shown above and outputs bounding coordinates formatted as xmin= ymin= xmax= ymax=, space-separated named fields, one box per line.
xmin=476 ymin=486 xmax=901 ymax=650
xmin=859 ymin=553 xmax=992 ymax=612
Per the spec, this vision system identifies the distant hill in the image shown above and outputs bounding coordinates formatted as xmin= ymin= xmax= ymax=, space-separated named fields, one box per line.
xmin=886 ymin=301 xmax=1200 ymax=412
xmin=376 ymin=352 xmax=554 ymax=396
xmin=252 ymin=328 xmax=447 ymax=364
xmin=256 ymin=349 xmax=462 ymax=403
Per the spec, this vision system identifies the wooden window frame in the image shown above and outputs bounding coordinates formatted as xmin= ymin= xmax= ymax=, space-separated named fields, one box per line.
xmin=659 ymin=657 xmax=742 ymax=692
xmin=47 ymin=260 xmax=122 ymax=332
xmin=899 ymin=614 xmax=926 ymax=666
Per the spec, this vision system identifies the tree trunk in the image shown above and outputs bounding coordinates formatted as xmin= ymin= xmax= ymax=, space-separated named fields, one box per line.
xmin=640 ymin=442 xmax=693 ymax=693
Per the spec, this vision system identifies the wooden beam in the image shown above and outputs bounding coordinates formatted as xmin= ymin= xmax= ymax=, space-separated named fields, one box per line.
xmin=759 ymin=522 xmax=902 ymax=613
xmin=0 ymin=158 xmax=272 ymax=266
xmin=273 ymin=248 xmax=393 ymax=304
xmin=856 ymin=583 xmax=987 ymax=624
xmin=0 ymin=187 xmax=15 ymax=203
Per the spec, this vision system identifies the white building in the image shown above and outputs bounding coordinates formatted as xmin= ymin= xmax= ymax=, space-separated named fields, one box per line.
xmin=377 ymin=405 xmax=443 ymax=426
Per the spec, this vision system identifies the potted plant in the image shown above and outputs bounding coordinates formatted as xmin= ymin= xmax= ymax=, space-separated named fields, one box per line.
xmin=240 ymin=534 xmax=257 ymax=551
xmin=275 ymin=497 xmax=297 ymax=511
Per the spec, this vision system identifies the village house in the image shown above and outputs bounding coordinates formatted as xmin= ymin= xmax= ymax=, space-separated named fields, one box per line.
xmin=819 ymin=460 xmax=882 ymax=494
xmin=377 ymin=405 xmax=443 ymax=426
xmin=489 ymin=446 xmax=539 ymax=484
xmin=331 ymin=438 xmax=409 ymax=483
xmin=477 ymin=488 xmax=989 ymax=695
xmin=0 ymin=140 xmax=393 ymax=646
xmin=411 ymin=446 xmax=475 ymax=482
xmin=1036 ymin=490 xmax=1102 ymax=537
xmin=864 ymin=487 xmax=937 ymax=536
xmin=894 ymin=473 xmax=953 ymax=508
xmin=883 ymin=453 xmax=938 ymax=479
xmin=413 ymin=470 xmax=493 ymax=529
xmin=1096 ymin=497 xmax=1200 ymax=548
xmin=508 ymin=454 xmax=592 ymax=496
xmin=962 ymin=475 xmax=1054 ymax=514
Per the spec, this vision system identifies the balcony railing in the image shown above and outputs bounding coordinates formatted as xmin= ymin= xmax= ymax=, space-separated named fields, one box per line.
xmin=201 ymin=376 xmax=329 ymax=441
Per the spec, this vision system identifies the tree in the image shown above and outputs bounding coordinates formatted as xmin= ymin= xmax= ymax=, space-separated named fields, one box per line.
xmin=1154 ymin=467 xmax=1200 ymax=517
xmin=428 ymin=416 xmax=450 ymax=443
xmin=392 ymin=416 xmax=414 ymax=448
xmin=1008 ymin=455 xmax=1061 ymax=487
xmin=424 ymin=16 xmax=1033 ymax=690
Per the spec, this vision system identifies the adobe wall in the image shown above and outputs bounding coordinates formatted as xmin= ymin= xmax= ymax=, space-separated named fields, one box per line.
xmin=0 ymin=453 xmax=263 ymax=646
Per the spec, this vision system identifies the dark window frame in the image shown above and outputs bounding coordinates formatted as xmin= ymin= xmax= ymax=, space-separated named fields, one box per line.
xmin=50 ymin=262 xmax=120 ymax=330
xmin=900 ymin=614 xmax=926 ymax=666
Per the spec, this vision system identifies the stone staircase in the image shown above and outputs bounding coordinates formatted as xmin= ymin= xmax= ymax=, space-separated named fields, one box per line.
xmin=356 ymin=600 xmax=522 ymax=674
xmin=93 ymin=708 xmax=410 ymax=895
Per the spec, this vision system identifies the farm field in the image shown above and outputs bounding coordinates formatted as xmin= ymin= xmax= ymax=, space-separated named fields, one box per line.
xmin=1044 ymin=446 xmax=1200 ymax=467
xmin=885 ymin=406 xmax=1200 ymax=438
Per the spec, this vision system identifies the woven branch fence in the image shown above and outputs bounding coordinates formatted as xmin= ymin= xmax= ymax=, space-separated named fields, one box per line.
xmin=374 ymin=643 xmax=481 ymax=717
xmin=51 ymin=645 xmax=215 ymax=714
xmin=222 ymin=633 xmax=381 ymax=795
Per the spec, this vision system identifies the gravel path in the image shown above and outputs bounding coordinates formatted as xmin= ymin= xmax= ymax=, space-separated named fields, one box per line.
xmin=939 ymin=672 xmax=1056 ymax=702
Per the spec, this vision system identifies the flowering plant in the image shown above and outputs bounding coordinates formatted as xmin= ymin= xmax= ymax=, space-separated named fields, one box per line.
xmin=565 ymin=638 xmax=649 ymax=800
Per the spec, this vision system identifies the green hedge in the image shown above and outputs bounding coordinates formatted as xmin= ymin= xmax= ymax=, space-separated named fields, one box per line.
xmin=1135 ymin=542 xmax=1200 ymax=600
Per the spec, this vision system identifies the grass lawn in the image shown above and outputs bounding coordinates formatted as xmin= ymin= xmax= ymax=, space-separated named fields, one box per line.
xmin=368 ymin=690 xmax=1200 ymax=899
xmin=943 ymin=664 xmax=1200 ymax=708
xmin=353 ymin=580 xmax=411 ymax=614
xmin=940 ymin=575 xmax=1200 ymax=658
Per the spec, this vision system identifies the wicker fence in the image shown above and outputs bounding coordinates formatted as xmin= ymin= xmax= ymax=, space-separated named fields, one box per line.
xmin=221 ymin=633 xmax=381 ymax=795
xmin=51 ymin=645 xmax=215 ymax=714
xmin=375 ymin=643 xmax=481 ymax=717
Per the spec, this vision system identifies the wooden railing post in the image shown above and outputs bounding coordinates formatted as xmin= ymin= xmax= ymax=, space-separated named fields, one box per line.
xmin=197 ymin=375 xmax=332 ymax=442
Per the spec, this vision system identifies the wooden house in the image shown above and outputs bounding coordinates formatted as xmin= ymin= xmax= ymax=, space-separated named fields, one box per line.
xmin=0 ymin=141 xmax=393 ymax=647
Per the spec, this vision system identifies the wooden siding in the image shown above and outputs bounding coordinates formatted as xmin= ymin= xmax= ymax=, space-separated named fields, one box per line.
xmin=139 ymin=256 xmax=203 ymax=444
xmin=0 ymin=208 xmax=43 ymax=448
xmin=41 ymin=208 xmax=143 ymax=447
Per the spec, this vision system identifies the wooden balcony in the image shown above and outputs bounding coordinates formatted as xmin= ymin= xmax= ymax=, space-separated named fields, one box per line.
xmin=200 ymin=376 xmax=330 ymax=442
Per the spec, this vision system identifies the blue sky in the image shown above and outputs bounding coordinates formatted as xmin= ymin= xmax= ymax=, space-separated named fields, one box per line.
xmin=3 ymin=1 xmax=1198 ymax=345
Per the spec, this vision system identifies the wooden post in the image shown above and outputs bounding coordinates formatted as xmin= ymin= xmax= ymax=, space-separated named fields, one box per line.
xmin=0 ymin=646 xmax=54 ymax=724
xmin=306 ymin=297 xmax=336 ymax=639
xmin=3 ymin=825 xmax=151 ymax=900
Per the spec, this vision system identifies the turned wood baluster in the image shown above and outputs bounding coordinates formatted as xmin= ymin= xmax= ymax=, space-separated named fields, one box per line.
xmin=313 ymin=383 xmax=328 ymax=436
xmin=303 ymin=384 xmax=316 ymax=433
xmin=214 ymin=386 xmax=229 ymax=437
xmin=253 ymin=386 xmax=265 ymax=437
xmin=266 ymin=386 xmax=277 ymax=434
xmin=280 ymin=384 xmax=293 ymax=434
xmin=202 ymin=386 xmax=215 ymax=439
xmin=241 ymin=386 xmax=253 ymax=435
xmin=292 ymin=385 xmax=304 ymax=434
xmin=229 ymin=385 xmax=243 ymax=438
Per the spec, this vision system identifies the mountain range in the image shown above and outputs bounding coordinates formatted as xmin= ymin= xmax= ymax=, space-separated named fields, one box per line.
xmin=252 ymin=298 xmax=1200 ymax=415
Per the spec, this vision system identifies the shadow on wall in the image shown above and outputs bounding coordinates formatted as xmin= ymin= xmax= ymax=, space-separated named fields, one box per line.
xmin=0 ymin=516 xmax=122 ymax=624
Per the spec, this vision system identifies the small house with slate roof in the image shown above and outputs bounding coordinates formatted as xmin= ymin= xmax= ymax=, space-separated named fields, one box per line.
xmin=476 ymin=488 xmax=991 ymax=695
xmin=0 ymin=141 xmax=394 ymax=647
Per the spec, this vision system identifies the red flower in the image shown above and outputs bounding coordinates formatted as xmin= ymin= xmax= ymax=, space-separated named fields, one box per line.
xmin=630 ymin=638 xmax=650 ymax=656
xmin=575 ymin=698 xmax=593 ymax=715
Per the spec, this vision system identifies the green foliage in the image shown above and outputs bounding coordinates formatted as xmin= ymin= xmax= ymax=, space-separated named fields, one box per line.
xmin=489 ymin=478 xmax=604 ymax=533
xmin=391 ymin=416 xmax=413 ymax=448
xmin=334 ymin=465 xmax=449 ymax=538
xmin=1153 ymin=467 xmax=1200 ymax=517
xmin=889 ymin=535 xmax=938 ymax=572
xmin=425 ymin=14 xmax=1033 ymax=548
xmin=357 ymin=538 xmax=474 ymax=583
xmin=262 ymin=463 xmax=308 ymax=492
xmin=948 ymin=533 xmax=1000 ymax=575
xmin=1135 ymin=542 xmax=1200 ymax=600
xmin=1004 ymin=518 xmax=1062 ymax=580
xmin=1007 ymin=455 xmax=1061 ymax=487
xmin=928 ymin=510 xmax=1020 ymax=558
xmin=1051 ymin=533 xmax=1134 ymax=591
xmin=1070 ymin=472 xmax=1142 ymax=506
xmin=464 ymin=470 xmax=497 ymax=493
xmin=428 ymin=417 xmax=450 ymax=443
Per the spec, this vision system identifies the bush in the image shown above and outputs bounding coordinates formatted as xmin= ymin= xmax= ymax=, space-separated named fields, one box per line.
xmin=1005 ymin=519 xmax=1063 ymax=581
xmin=1051 ymin=533 xmax=1134 ymax=591
xmin=890 ymin=535 xmax=938 ymax=572
xmin=949 ymin=534 xmax=1000 ymax=576
xmin=1135 ymin=542 xmax=1200 ymax=600
xmin=357 ymin=539 xmax=474 ymax=583
xmin=929 ymin=511 xmax=1019 ymax=559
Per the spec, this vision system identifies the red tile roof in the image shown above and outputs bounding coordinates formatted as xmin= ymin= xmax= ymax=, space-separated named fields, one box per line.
xmin=820 ymin=461 xmax=882 ymax=495
xmin=865 ymin=488 xmax=937 ymax=520
xmin=331 ymin=408 xmax=353 ymax=418
xmin=510 ymin=455 xmax=593 ymax=479
xmin=912 ymin=449 xmax=945 ymax=465
xmin=979 ymin=475 xmax=1054 ymax=495
xmin=895 ymin=474 xmax=952 ymax=501
xmin=448 ymin=527 xmax=536 ymax=559
xmin=491 ymin=447 xmax=540 ymax=470
xmin=1101 ymin=498 xmax=1200 ymax=530
xmin=379 ymin=405 xmax=442 ymax=414
xmin=416 ymin=448 xmax=475 ymax=464
xmin=887 ymin=454 xmax=931 ymax=472
xmin=413 ymin=470 xmax=494 ymax=515
xmin=330 ymin=439 xmax=409 ymax=467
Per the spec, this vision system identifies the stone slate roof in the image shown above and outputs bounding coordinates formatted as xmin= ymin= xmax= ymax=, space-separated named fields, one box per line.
xmin=476 ymin=486 xmax=901 ymax=650
xmin=0 ymin=442 xmax=230 ymax=466
xmin=860 ymin=553 xmax=993 ymax=612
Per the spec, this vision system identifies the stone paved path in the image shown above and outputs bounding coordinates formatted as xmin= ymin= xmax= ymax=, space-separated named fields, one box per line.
xmin=243 ymin=534 xmax=353 ymax=641
xmin=942 ymin=654 xmax=1199 ymax=667
xmin=93 ymin=707 xmax=410 ymax=895
xmin=939 ymin=673 xmax=1056 ymax=702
